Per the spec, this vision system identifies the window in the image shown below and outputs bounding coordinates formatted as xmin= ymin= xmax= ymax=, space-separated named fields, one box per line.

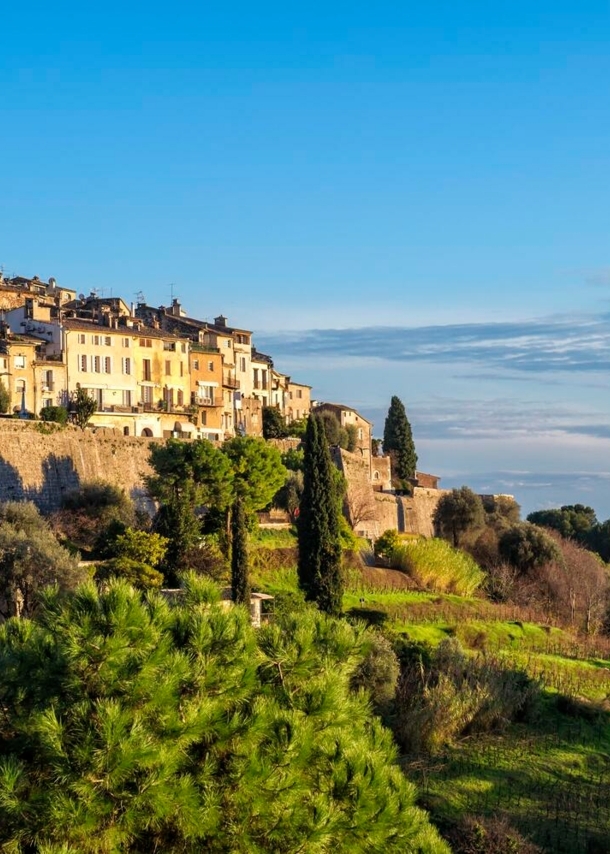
xmin=165 ymin=360 xmax=171 ymax=376
xmin=239 ymin=357 xmax=246 ymax=372
xmin=122 ymin=337 xmax=130 ymax=348
xmin=1 ymin=358 xmax=6 ymax=370
xmin=14 ymin=355 xmax=26 ymax=369
xmin=93 ymin=335 xmax=100 ymax=346
xmin=92 ymin=388 xmax=103 ymax=408
xmin=104 ymin=336 xmax=111 ymax=346
xmin=122 ymin=357 xmax=131 ymax=375
xmin=253 ymin=369 xmax=259 ymax=389
xmin=142 ymin=359 xmax=152 ymax=382
xmin=139 ymin=338 xmax=152 ymax=348
xmin=181 ymin=342 xmax=186 ymax=353
xmin=226 ymin=340 xmax=231 ymax=348
xmin=180 ymin=362 xmax=184 ymax=377
xmin=44 ymin=370 xmax=54 ymax=391
xmin=201 ymin=410 xmax=207 ymax=426
xmin=208 ymin=360 xmax=214 ymax=372
xmin=78 ymin=333 xmax=86 ymax=344
xmin=93 ymin=356 xmax=101 ymax=373
xmin=79 ymin=354 xmax=87 ymax=372
xmin=142 ymin=385 xmax=153 ymax=404
xmin=104 ymin=357 xmax=112 ymax=374
xmin=177 ymin=390 xmax=184 ymax=406
xmin=122 ymin=390 xmax=132 ymax=407
xmin=192 ymin=359 xmax=199 ymax=371
xmin=357 ymin=428 xmax=363 ymax=440
xmin=297 ymin=389 xmax=303 ymax=399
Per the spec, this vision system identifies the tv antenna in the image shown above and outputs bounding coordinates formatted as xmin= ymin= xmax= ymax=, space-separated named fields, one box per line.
xmin=135 ymin=290 xmax=146 ymax=305
xmin=169 ymin=282 xmax=177 ymax=303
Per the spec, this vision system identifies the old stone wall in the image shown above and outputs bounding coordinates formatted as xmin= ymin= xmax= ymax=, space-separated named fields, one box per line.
xmin=0 ymin=420 xmax=158 ymax=513
xmin=333 ymin=447 xmax=447 ymax=540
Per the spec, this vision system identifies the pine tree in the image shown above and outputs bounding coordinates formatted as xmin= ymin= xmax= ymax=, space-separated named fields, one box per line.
xmin=297 ymin=415 xmax=343 ymax=616
xmin=231 ymin=496 xmax=250 ymax=605
xmin=0 ymin=578 xmax=449 ymax=853
xmin=383 ymin=395 xmax=418 ymax=484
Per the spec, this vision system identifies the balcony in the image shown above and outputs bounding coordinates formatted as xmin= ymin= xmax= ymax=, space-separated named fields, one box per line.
xmin=223 ymin=376 xmax=240 ymax=390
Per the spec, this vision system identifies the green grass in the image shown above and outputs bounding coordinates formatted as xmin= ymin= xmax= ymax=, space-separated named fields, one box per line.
xmin=252 ymin=542 xmax=610 ymax=850
xmin=410 ymin=696 xmax=610 ymax=853
xmin=391 ymin=538 xmax=485 ymax=596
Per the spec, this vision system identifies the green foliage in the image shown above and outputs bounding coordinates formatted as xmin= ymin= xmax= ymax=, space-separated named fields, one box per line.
xmin=62 ymin=480 xmax=135 ymax=521
xmin=262 ymin=404 xmax=288 ymax=438
xmin=374 ymin=529 xmax=403 ymax=563
xmin=273 ymin=469 xmax=304 ymax=522
xmin=350 ymin=632 xmax=400 ymax=719
xmin=482 ymin=494 xmax=521 ymax=529
xmin=383 ymin=395 xmax=418 ymax=482
xmin=286 ymin=415 xmax=308 ymax=438
xmin=71 ymin=385 xmax=97 ymax=429
xmin=231 ymin=496 xmax=250 ymax=605
xmin=434 ymin=486 xmax=485 ymax=547
xmin=0 ymin=580 xmax=449 ymax=853
xmin=0 ymin=501 xmax=86 ymax=619
xmin=298 ymin=415 xmax=344 ymax=616
xmin=222 ymin=436 xmax=287 ymax=515
xmin=39 ymin=405 xmax=69 ymax=424
xmin=281 ymin=446 xmax=304 ymax=471
xmin=527 ymin=504 xmax=597 ymax=542
xmin=0 ymin=379 xmax=10 ymax=414
xmin=394 ymin=638 xmax=538 ymax=755
xmin=148 ymin=438 xmax=234 ymax=510
xmin=391 ymin=538 xmax=485 ymax=596
xmin=95 ymin=556 xmax=164 ymax=589
xmin=586 ymin=518 xmax=610 ymax=562
xmin=148 ymin=439 xmax=234 ymax=574
xmin=345 ymin=422 xmax=358 ymax=452
xmin=498 ymin=522 xmax=562 ymax=574
xmin=111 ymin=528 xmax=168 ymax=567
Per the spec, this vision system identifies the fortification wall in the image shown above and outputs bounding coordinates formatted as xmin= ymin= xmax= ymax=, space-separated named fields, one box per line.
xmin=0 ymin=420 xmax=157 ymax=513
xmin=333 ymin=447 xmax=447 ymax=540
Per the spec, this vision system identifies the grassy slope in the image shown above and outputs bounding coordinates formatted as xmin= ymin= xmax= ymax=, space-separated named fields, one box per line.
xmin=251 ymin=529 xmax=610 ymax=853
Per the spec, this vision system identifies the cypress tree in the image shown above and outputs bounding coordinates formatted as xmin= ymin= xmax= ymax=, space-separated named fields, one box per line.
xmin=297 ymin=414 xmax=343 ymax=616
xmin=383 ymin=395 xmax=418 ymax=483
xmin=231 ymin=496 xmax=250 ymax=605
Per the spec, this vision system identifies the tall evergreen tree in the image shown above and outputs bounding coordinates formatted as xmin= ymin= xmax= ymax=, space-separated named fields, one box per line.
xmin=297 ymin=415 xmax=343 ymax=616
xmin=383 ymin=396 xmax=418 ymax=484
xmin=231 ymin=496 xmax=250 ymax=605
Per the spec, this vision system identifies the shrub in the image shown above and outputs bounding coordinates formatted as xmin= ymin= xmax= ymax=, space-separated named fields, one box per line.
xmin=39 ymin=405 xmax=69 ymax=425
xmin=393 ymin=639 xmax=538 ymax=755
xmin=391 ymin=538 xmax=485 ymax=596
xmin=0 ymin=380 xmax=10 ymax=414
xmin=95 ymin=557 xmax=164 ymax=589
xmin=374 ymin=529 xmax=402 ymax=564
xmin=498 ymin=522 xmax=561 ymax=574
xmin=350 ymin=632 xmax=400 ymax=718
xmin=445 ymin=815 xmax=541 ymax=854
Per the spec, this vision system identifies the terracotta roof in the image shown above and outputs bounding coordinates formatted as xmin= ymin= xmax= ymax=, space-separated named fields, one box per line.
xmin=62 ymin=318 xmax=182 ymax=340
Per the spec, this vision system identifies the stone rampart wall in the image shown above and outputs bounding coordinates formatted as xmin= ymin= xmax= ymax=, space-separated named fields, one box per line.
xmin=0 ymin=420 xmax=158 ymax=513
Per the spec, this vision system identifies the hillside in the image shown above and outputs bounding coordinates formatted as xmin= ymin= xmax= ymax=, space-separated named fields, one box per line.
xmin=251 ymin=528 xmax=610 ymax=854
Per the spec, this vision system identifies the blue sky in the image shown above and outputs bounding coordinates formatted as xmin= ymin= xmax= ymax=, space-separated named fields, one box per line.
xmin=2 ymin=1 xmax=609 ymax=518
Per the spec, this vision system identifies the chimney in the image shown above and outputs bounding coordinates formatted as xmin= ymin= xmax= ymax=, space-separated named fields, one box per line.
xmin=215 ymin=314 xmax=227 ymax=327
xmin=171 ymin=298 xmax=182 ymax=317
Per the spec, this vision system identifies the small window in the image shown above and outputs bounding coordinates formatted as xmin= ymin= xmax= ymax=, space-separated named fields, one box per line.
xmin=104 ymin=336 xmax=111 ymax=346
xmin=122 ymin=357 xmax=131 ymax=375
xmin=78 ymin=333 xmax=86 ymax=344
xmin=177 ymin=390 xmax=184 ymax=406
xmin=226 ymin=340 xmax=231 ymax=348
xmin=165 ymin=360 xmax=171 ymax=376
xmin=192 ymin=359 xmax=199 ymax=371
xmin=297 ymin=389 xmax=302 ymax=399
xmin=93 ymin=334 xmax=100 ymax=346
xmin=208 ymin=360 xmax=214 ymax=372
xmin=79 ymin=354 xmax=87 ymax=372
xmin=104 ymin=357 xmax=112 ymax=374
xmin=122 ymin=337 xmax=130 ymax=348
xmin=14 ymin=355 xmax=26 ymax=369
xmin=180 ymin=362 xmax=184 ymax=377
xmin=181 ymin=342 xmax=186 ymax=353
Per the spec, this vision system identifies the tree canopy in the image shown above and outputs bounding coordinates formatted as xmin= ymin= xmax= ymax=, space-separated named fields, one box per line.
xmin=222 ymin=436 xmax=286 ymax=515
xmin=0 ymin=578 xmax=448 ymax=853
xmin=433 ymin=486 xmax=485 ymax=547
xmin=498 ymin=522 xmax=562 ymax=574
xmin=383 ymin=396 xmax=418 ymax=484
xmin=297 ymin=415 xmax=344 ymax=616
xmin=0 ymin=501 xmax=85 ymax=619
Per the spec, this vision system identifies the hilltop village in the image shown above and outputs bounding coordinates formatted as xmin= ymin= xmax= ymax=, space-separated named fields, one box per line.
xmin=0 ymin=272 xmax=442 ymax=532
